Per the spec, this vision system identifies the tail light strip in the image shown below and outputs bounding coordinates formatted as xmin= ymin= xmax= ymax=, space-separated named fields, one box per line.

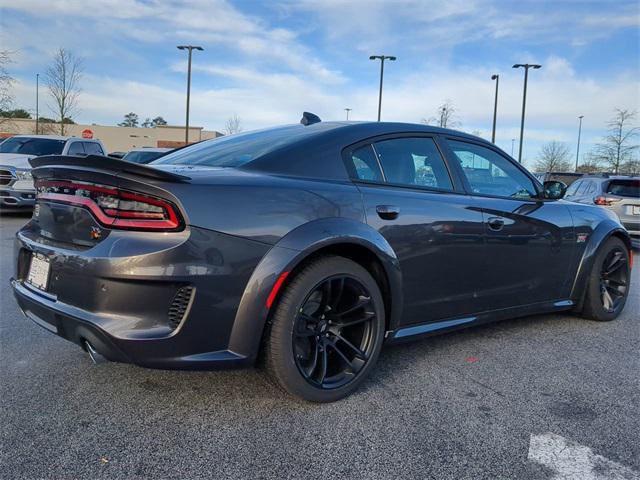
xmin=35 ymin=180 xmax=182 ymax=231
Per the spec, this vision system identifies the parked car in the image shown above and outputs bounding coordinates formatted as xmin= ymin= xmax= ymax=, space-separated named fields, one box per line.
xmin=12 ymin=118 xmax=632 ymax=402
xmin=122 ymin=147 xmax=172 ymax=164
xmin=564 ymin=174 xmax=640 ymax=248
xmin=108 ymin=151 xmax=127 ymax=159
xmin=0 ymin=135 xmax=107 ymax=212
xmin=533 ymin=171 xmax=583 ymax=186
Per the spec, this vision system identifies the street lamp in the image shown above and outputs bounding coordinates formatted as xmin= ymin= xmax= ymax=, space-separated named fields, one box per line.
xmin=35 ymin=73 xmax=39 ymax=135
xmin=512 ymin=63 xmax=541 ymax=163
xmin=369 ymin=55 xmax=396 ymax=121
xmin=490 ymin=74 xmax=499 ymax=143
xmin=177 ymin=45 xmax=203 ymax=144
xmin=575 ymin=115 xmax=584 ymax=172
xmin=345 ymin=108 xmax=352 ymax=120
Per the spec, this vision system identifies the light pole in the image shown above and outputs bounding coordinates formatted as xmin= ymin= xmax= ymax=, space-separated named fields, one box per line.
xmin=35 ymin=73 xmax=39 ymax=135
xmin=490 ymin=74 xmax=499 ymax=143
xmin=513 ymin=63 xmax=541 ymax=163
xmin=177 ymin=45 xmax=203 ymax=144
xmin=575 ymin=115 xmax=584 ymax=172
xmin=511 ymin=138 xmax=516 ymax=157
xmin=345 ymin=108 xmax=352 ymax=120
xmin=369 ymin=55 xmax=396 ymax=121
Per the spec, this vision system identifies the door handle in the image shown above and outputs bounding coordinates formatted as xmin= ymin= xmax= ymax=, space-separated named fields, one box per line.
xmin=487 ymin=217 xmax=505 ymax=231
xmin=376 ymin=205 xmax=400 ymax=220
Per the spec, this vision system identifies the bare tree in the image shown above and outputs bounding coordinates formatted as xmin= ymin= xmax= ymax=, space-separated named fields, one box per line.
xmin=0 ymin=50 xmax=16 ymax=126
xmin=422 ymin=100 xmax=460 ymax=129
xmin=45 ymin=48 xmax=83 ymax=135
xmin=593 ymin=109 xmax=638 ymax=174
xmin=224 ymin=114 xmax=243 ymax=135
xmin=534 ymin=141 xmax=573 ymax=172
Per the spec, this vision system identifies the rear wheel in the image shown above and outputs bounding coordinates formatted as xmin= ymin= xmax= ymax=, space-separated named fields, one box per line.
xmin=264 ymin=256 xmax=385 ymax=402
xmin=581 ymin=237 xmax=631 ymax=321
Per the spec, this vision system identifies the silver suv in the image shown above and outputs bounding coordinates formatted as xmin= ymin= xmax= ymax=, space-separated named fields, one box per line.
xmin=564 ymin=175 xmax=640 ymax=248
xmin=0 ymin=135 xmax=106 ymax=212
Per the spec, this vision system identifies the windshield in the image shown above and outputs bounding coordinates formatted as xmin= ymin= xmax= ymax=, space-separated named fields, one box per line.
xmin=153 ymin=126 xmax=304 ymax=168
xmin=123 ymin=150 xmax=168 ymax=164
xmin=0 ymin=137 xmax=66 ymax=155
xmin=606 ymin=179 xmax=640 ymax=197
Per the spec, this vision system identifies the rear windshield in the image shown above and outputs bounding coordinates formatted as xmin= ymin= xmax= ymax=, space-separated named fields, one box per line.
xmin=606 ymin=179 xmax=640 ymax=197
xmin=123 ymin=150 xmax=168 ymax=164
xmin=152 ymin=126 xmax=304 ymax=168
xmin=0 ymin=137 xmax=66 ymax=155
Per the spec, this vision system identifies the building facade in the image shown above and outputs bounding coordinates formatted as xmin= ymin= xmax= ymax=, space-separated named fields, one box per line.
xmin=0 ymin=118 xmax=223 ymax=152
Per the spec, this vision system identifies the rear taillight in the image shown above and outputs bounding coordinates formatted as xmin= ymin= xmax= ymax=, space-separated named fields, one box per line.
xmin=593 ymin=196 xmax=620 ymax=206
xmin=35 ymin=180 xmax=183 ymax=231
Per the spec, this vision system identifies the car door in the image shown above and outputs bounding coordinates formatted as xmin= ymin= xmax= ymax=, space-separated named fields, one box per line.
xmin=442 ymin=137 xmax=575 ymax=309
xmin=343 ymin=134 xmax=487 ymax=325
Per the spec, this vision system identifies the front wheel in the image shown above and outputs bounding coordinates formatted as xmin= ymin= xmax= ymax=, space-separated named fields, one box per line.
xmin=581 ymin=237 xmax=631 ymax=321
xmin=264 ymin=256 xmax=385 ymax=402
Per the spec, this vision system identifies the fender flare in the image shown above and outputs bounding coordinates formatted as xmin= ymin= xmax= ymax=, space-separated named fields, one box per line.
xmin=570 ymin=220 xmax=631 ymax=310
xmin=227 ymin=217 xmax=403 ymax=361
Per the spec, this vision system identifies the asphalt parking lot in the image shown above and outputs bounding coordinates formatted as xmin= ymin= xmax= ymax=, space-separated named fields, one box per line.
xmin=1 ymin=213 xmax=638 ymax=480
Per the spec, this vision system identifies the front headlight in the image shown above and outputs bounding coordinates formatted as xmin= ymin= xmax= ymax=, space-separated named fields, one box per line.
xmin=15 ymin=169 xmax=33 ymax=181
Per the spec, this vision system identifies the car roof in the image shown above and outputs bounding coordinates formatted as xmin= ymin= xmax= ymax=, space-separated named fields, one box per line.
xmin=11 ymin=135 xmax=100 ymax=142
xmin=127 ymin=147 xmax=172 ymax=152
xmin=580 ymin=175 xmax=640 ymax=180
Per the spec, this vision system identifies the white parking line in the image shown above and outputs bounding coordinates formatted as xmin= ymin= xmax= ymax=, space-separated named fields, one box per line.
xmin=528 ymin=433 xmax=639 ymax=480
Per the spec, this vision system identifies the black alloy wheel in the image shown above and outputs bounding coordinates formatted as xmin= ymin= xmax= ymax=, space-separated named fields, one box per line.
xmin=599 ymin=247 xmax=629 ymax=313
xmin=293 ymin=275 xmax=377 ymax=389
xmin=582 ymin=237 xmax=631 ymax=321
xmin=264 ymin=256 xmax=385 ymax=402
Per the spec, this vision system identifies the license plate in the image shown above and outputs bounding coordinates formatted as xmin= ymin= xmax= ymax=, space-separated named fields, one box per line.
xmin=27 ymin=253 xmax=51 ymax=291
xmin=633 ymin=206 xmax=640 ymax=215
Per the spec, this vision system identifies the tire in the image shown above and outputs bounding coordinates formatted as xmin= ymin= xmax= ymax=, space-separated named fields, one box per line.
xmin=264 ymin=255 xmax=385 ymax=402
xmin=581 ymin=237 xmax=631 ymax=321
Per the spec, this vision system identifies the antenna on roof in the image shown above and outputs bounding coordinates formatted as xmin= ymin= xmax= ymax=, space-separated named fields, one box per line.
xmin=300 ymin=112 xmax=321 ymax=126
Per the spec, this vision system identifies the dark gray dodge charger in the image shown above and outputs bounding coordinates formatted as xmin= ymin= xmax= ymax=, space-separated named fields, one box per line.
xmin=12 ymin=116 xmax=633 ymax=402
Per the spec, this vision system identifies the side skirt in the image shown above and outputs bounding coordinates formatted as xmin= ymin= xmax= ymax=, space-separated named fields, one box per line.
xmin=386 ymin=299 xmax=575 ymax=343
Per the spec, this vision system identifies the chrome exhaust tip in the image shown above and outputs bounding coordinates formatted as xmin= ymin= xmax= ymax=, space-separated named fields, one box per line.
xmin=84 ymin=340 xmax=107 ymax=364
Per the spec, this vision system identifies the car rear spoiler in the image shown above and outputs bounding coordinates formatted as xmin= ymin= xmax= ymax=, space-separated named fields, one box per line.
xmin=29 ymin=154 xmax=190 ymax=183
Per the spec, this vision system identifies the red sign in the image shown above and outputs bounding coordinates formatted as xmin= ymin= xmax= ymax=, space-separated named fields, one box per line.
xmin=81 ymin=129 xmax=94 ymax=139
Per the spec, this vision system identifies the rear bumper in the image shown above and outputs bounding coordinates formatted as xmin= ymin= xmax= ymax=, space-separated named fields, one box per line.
xmin=12 ymin=223 xmax=271 ymax=369
xmin=12 ymin=280 xmax=249 ymax=368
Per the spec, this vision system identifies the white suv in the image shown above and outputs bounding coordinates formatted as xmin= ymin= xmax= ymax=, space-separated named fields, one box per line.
xmin=0 ymin=135 xmax=107 ymax=212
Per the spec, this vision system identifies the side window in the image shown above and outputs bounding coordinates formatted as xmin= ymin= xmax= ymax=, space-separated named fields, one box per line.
xmin=67 ymin=142 xmax=85 ymax=155
xmin=373 ymin=137 xmax=453 ymax=190
xmin=348 ymin=145 xmax=383 ymax=181
xmin=565 ymin=180 xmax=582 ymax=197
xmin=447 ymin=139 xmax=537 ymax=199
xmin=84 ymin=142 xmax=104 ymax=155
xmin=576 ymin=181 xmax=590 ymax=195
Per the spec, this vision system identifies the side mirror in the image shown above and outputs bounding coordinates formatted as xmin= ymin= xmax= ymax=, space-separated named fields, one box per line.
xmin=543 ymin=180 xmax=567 ymax=200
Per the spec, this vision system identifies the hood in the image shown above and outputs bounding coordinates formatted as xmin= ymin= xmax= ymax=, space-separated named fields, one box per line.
xmin=0 ymin=153 xmax=34 ymax=169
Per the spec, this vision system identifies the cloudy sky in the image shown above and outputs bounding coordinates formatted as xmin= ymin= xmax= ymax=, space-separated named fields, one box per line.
xmin=1 ymin=0 xmax=639 ymax=166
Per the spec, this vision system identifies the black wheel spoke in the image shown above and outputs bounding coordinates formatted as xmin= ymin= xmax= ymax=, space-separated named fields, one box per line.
xmin=605 ymin=258 xmax=625 ymax=275
xmin=316 ymin=345 xmax=328 ymax=384
xmin=334 ymin=333 xmax=368 ymax=360
xmin=335 ymin=311 xmax=375 ymax=328
xmin=305 ymin=342 xmax=319 ymax=377
xmin=336 ymin=295 xmax=371 ymax=317
xmin=326 ymin=342 xmax=357 ymax=373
